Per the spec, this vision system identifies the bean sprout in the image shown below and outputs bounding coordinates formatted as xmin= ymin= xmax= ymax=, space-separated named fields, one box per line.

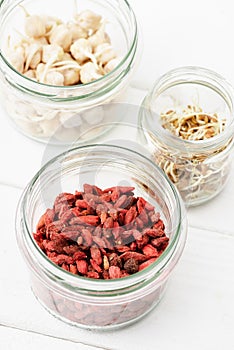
xmin=151 ymin=105 xmax=232 ymax=205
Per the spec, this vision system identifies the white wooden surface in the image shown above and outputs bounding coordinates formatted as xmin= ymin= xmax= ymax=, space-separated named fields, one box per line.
xmin=1 ymin=0 xmax=234 ymax=349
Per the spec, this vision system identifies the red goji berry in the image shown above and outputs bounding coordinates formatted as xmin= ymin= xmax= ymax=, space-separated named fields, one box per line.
xmin=138 ymin=258 xmax=157 ymax=271
xmin=69 ymin=264 xmax=78 ymax=274
xmin=111 ymin=190 xmax=120 ymax=202
xmin=75 ymin=199 xmax=88 ymax=208
xmin=73 ymin=251 xmax=87 ymax=261
xmin=87 ymin=271 xmax=99 ymax=279
xmin=34 ymin=184 xmax=169 ymax=280
xmin=76 ymin=260 xmax=88 ymax=275
xmin=124 ymin=206 xmax=137 ymax=225
xmin=90 ymin=259 xmax=102 ymax=273
xmin=92 ymin=236 xmax=106 ymax=248
xmin=109 ymin=266 xmax=121 ymax=279
xmin=51 ymin=254 xmax=74 ymax=266
xmin=151 ymin=237 xmax=169 ymax=250
xmin=81 ymin=229 xmax=93 ymax=246
xmin=136 ymin=197 xmax=146 ymax=214
xmin=103 ymin=217 xmax=114 ymax=229
xmin=90 ymin=247 xmax=102 ymax=265
xmin=77 ymin=216 xmax=99 ymax=226
xmin=142 ymin=244 xmax=159 ymax=257
xmin=120 ymin=251 xmax=147 ymax=262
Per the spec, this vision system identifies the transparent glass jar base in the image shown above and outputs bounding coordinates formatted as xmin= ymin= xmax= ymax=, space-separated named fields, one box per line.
xmin=32 ymin=282 xmax=167 ymax=330
xmin=140 ymin=128 xmax=234 ymax=207
xmin=2 ymin=97 xmax=124 ymax=146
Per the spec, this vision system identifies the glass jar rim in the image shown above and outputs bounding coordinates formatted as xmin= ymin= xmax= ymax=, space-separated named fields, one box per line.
xmin=0 ymin=0 xmax=138 ymax=96
xmin=17 ymin=144 xmax=185 ymax=296
xmin=140 ymin=66 xmax=234 ymax=153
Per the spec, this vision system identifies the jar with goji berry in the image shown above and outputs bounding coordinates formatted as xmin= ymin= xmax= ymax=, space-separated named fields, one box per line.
xmin=16 ymin=144 xmax=187 ymax=329
xmin=138 ymin=66 xmax=234 ymax=206
xmin=0 ymin=0 xmax=138 ymax=144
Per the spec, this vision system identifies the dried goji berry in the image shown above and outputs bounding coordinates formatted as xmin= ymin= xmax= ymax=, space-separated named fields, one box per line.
xmin=114 ymin=195 xmax=128 ymax=209
xmin=81 ymin=229 xmax=93 ymax=246
xmin=75 ymin=199 xmax=88 ymax=208
xmin=90 ymin=259 xmax=102 ymax=273
xmin=136 ymin=234 xmax=149 ymax=250
xmin=92 ymin=236 xmax=106 ymax=248
xmin=120 ymin=251 xmax=147 ymax=262
xmin=124 ymin=258 xmax=139 ymax=274
xmin=51 ymin=254 xmax=74 ymax=266
xmin=124 ymin=206 xmax=137 ymax=225
xmin=63 ymin=245 xmax=81 ymax=255
xmin=87 ymin=271 xmax=99 ymax=279
xmin=142 ymin=244 xmax=159 ymax=257
xmin=76 ymin=260 xmax=88 ymax=275
xmin=139 ymin=258 xmax=157 ymax=271
xmin=115 ymin=245 xmax=131 ymax=253
xmin=151 ymin=237 xmax=169 ymax=250
xmin=77 ymin=216 xmax=99 ymax=226
xmin=136 ymin=197 xmax=146 ymax=214
xmin=109 ymin=266 xmax=121 ymax=279
xmin=33 ymin=184 xmax=169 ymax=280
xmin=69 ymin=264 xmax=78 ymax=274
xmin=111 ymin=190 xmax=120 ymax=202
xmin=73 ymin=251 xmax=87 ymax=261
xmin=90 ymin=247 xmax=102 ymax=265
xmin=103 ymin=217 xmax=114 ymax=229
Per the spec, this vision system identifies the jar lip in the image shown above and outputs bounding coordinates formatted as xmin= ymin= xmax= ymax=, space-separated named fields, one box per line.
xmin=140 ymin=66 xmax=234 ymax=152
xmin=18 ymin=144 xmax=185 ymax=292
xmin=0 ymin=0 xmax=138 ymax=93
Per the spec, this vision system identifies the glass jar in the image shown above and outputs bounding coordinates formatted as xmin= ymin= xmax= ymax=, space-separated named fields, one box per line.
xmin=0 ymin=0 xmax=138 ymax=144
xmin=16 ymin=144 xmax=187 ymax=330
xmin=138 ymin=66 xmax=234 ymax=206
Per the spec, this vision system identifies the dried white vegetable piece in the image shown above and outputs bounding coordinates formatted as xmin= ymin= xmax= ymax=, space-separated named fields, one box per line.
xmin=44 ymin=71 xmax=65 ymax=86
xmin=25 ymin=43 xmax=41 ymax=70
xmin=104 ymin=57 xmax=121 ymax=73
xmin=62 ymin=68 xmax=80 ymax=86
xmin=61 ymin=52 xmax=74 ymax=61
xmin=20 ymin=35 xmax=48 ymax=46
xmin=75 ymin=10 xmax=102 ymax=34
xmin=79 ymin=62 xmax=103 ymax=84
xmin=36 ymin=63 xmax=46 ymax=81
xmin=50 ymin=58 xmax=80 ymax=85
xmin=42 ymin=44 xmax=64 ymax=64
xmin=7 ymin=45 xmax=25 ymax=73
xmin=32 ymin=36 xmax=48 ymax=45
xmin=36 ymin=63 xmax=65 ymax=85
xmin=24 ymin=69 xmax=36 ymax=80
xmin=70 ymin=38 xmax=93 ymax=64
xmin=24 ymin=15 xmax=46 ymax=38
xmin=95 ymin=43 xmax=117 ymax=66
xmin=43 ymin=16 xmax=62 ymax=34
xmin=49 ymin=24 xmax=72 ymax=52
xmin=88 ymin=23 xmax=110 ymax=49
xmin=67 ymin=22 xmax=88 ymax=41
xmin=40 ymin=45 xmax=64 ymax=83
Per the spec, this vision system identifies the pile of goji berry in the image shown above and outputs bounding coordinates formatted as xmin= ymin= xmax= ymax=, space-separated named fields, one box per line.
xmin=34 ymin=184 xmax=169 ymax=279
